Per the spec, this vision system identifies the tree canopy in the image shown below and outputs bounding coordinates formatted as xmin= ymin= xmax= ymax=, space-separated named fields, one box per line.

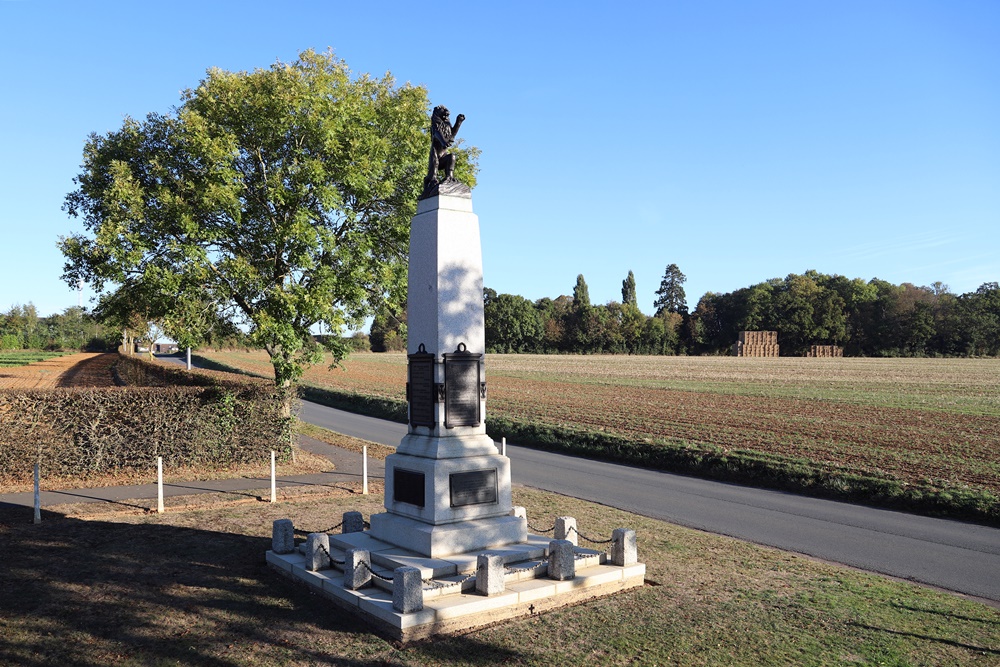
xmin=61 ymin=49 xmax=478 ymax=387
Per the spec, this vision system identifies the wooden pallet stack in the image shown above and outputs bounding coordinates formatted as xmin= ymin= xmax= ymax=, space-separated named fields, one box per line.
xmin=732 ymin=331 xmax=779 ymax=357
xmin=806 ymin=345 xmax=843 ymax=357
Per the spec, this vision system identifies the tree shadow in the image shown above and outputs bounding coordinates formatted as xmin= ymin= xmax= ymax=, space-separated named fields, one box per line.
xmin=890 ymin=602 xmax=1000 ymax=626
xmin=0 ymin=509 xmax=533 ymax=666
xmin=849 ymin=622 xmax=1000 ymax=655
xmin=54 ymin=353 xmax=117 ymax=388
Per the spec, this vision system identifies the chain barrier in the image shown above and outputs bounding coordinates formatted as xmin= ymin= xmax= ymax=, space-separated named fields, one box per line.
xmin=294 ymin=521 xmax=344 ymax=536
xmin=527 ymin=521 xmax=555 ymax=534
xmin=318 ymin=543 xmax=346 ymax=567
xmin=567 ymin=526 xmax=615 ymax=545
xmin=504 ymin=562 xmax=542 ymax=574
xmin=360 ymin=560 xmax=394 ymax=583
xmin=423 ymin=572 xmax=476 ymax=589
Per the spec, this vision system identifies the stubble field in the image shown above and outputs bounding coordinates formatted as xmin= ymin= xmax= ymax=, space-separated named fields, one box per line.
xmin=197 ymin=351 xmax=1000 ymax=500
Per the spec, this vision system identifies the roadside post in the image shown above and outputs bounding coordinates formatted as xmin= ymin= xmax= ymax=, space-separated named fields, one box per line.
xmin=33 ymin=464 xmax=41 ymax=524
xmin=157 ymin=457 xmax=164 ymax=513
xmin=270 ymin=450 xmax=277 ymax=503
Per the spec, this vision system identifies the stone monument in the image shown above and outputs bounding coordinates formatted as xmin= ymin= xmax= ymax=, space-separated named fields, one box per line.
xmin=266 ymin=106 xmax=644 ymax=641
xmin=368 ymin=106 xmax=526 ymax=557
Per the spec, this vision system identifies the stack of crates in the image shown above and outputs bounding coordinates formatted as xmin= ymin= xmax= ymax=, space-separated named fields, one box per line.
xmin=806 ymin=345 xmax=843 ymax=357
xmin=732 ymin=331 xmax=780 ymax=357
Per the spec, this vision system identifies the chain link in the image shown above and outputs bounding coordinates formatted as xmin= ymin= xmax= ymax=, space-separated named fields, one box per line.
xmin=527 ymin=521 xmax=555 ymax=534
xmin=318 ymin=543 xmax=346 ymax=566
xmin=294 ymin=521 xmax=344 ymax=535
xmin=423 ymin=572 xmax=476 ymax=589
xmin=567 ymin=526 xmax=614 ymax=545
xmin=360 ymin=560 xmax=394 ymax=583
xmin=505 ymin=562 xmax=543 ymax=574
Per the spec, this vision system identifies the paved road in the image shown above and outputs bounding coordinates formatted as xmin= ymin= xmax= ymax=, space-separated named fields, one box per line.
xmin=301 ymin=401 xmax=1000 ymax=606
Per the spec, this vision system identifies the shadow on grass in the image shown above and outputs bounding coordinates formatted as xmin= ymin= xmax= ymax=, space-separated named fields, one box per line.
xmin=891 ymin=602 xmax=1000 ymax=626
xmin=850 ymin=623 xmax=1000 ymax=656
xmin=0 ymin=508 xmax=532 ymax=666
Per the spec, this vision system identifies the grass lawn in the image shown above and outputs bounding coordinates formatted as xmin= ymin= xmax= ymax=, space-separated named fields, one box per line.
xmin=1 ymin=486 xmax=997 ymax=666
xmin=0 ymin=350 xmax=67 ymax=367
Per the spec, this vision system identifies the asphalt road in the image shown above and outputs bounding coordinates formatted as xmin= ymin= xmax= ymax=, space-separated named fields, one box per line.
xmin=301 ymin=400 xmax=1000 ymax=606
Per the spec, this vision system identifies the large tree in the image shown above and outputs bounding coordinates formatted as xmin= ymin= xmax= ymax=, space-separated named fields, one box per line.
xmin=621 ymin=270 xmax=637 ymax=307
xmin=61 ymin=49 xmax=477 ymax=399
xmin=654 ymin=263 xmax=687 ymax=315
xmin=484 ymin=292 xmax=543 ymax=353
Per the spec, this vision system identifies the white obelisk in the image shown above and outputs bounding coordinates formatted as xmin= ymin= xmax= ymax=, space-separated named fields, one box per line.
xmin=368 ymin=192 xmax=525 ymax=557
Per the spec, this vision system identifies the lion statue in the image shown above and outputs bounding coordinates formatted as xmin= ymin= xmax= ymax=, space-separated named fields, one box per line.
xmin=422 ymin=105 xmax=465 ymax=197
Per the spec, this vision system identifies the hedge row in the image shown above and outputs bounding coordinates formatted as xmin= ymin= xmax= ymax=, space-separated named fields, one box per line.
xmin=0 ymin=354 xmax=291 ymax=485
xmin=302 ymin=387 xmax=1000 ymax=526
xmin=115 ymin=352 xmax=267 ymax=388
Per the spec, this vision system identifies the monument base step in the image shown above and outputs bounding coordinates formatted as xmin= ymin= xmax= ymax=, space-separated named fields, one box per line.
xmin=368 ymin=512 xmax=527 ymax=558
xmin=267 ymin=531 xmax=645 ymax=642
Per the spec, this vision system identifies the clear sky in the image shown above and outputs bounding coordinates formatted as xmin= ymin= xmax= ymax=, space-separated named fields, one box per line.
xmin=1 ymin=1 xmax=997 ymax=320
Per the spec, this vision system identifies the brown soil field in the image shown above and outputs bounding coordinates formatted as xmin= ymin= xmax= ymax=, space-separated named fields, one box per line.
xmin=0 ymin=352 xmax=119 ymax=389
xmin=199 ymin=350 xmax=1000 ymax=497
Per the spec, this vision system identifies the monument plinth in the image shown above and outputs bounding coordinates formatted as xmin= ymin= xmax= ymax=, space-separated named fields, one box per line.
xmin=368 ymin=192 xmax=526 ymax=557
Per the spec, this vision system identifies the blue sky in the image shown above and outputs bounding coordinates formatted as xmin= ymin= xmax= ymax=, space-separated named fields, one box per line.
xmin=1 ymin=1 xmax=997 ymax=320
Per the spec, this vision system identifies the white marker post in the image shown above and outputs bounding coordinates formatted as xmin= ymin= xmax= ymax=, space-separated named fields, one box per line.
xmin=362 ymin=445 xmax=369 ymax=495
xmin=186 ymin=347 xmax=192 ymax=370
xmin=157 ymin=456 xmax=164 ymax=513
xmin=270 ymin=450 xmax=277 ymax=503
xmin=502 ymin=437 xmax=507 ymax=457
xmin=33 ymin=464 xmax=41 ymax=524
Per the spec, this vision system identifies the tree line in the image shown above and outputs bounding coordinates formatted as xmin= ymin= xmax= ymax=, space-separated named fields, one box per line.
xmin=0 ymin=303 xmax=117 ymax=351
xmin=481 ymin=267 xmax=1000 ymax=357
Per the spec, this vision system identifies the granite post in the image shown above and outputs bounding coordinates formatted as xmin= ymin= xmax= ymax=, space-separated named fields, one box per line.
xmin=271 ymin=519 xmax=295 ymax=554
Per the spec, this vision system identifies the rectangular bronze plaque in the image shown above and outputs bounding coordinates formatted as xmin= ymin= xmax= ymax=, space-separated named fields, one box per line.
xmin=408 ymin=349 xmax=436 ymax=428
xmin=394 ymin=469 xmax=425 ymax=508
xmin=444 ymin=350 xmax=482 ymax=428
xmin=450 ymin=469 xmax=498 ymax=507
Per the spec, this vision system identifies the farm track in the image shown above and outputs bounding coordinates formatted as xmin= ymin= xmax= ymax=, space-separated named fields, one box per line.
xmin=198 ymin=350 xmax=1000 ymax=497
xmin=0 ymin=353 xmax=119 ymax=389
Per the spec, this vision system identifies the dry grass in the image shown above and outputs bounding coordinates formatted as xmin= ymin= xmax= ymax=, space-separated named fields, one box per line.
xmin=0 ymin=487 xmax=997 ymax=666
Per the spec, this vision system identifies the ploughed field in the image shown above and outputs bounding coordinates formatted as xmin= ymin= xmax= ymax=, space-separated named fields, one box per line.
xmin=198 ymin=350 xmax=1000 ymax=497
xmin=0 ymin=352 xmax=118 ymax=389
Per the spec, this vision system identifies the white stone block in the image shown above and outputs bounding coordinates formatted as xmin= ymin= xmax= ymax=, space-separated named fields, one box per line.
xmin=271 ymin=519 xmax=295 ymax=554
xmin=612 ymin=528 xmax=638 ymax=566
xmin=392 ymin=566 xmax=424 ymax=613
xmin=476 ymin=553 xmax=505 ymax=596
xmin=548 ymin=539 xmax=576 ymax=581
xmin=555 ymin=517 xmax=578 ymax=546
xmin=306 ymin=533 xmax=331 ymax=571
xmin=345 ymin=549 xmax=371 ymax=590
xmin=342 ymin=511 xmax=365 ymax=533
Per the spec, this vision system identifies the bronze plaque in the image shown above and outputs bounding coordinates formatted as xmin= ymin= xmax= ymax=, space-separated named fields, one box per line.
xmin=408 ymin=346 xmax=436 ymax=428
xmin=444 ymin=346 xmax=482 ymax=428
xmin=394 ymin=469 xmax=425 ymax=507
xmin=450 ymin=469 xmax=497 ymax=507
